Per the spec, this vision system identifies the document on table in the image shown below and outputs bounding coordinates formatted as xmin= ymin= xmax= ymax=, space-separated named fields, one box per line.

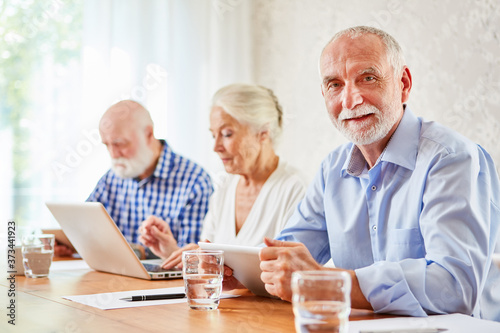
xmin=50 ymin=259 xmax=90 ymax=271
xmin=62 ymin=287 xmax=239 ymax=310
xmin=348 ymin=313 xmax=500 ymax=333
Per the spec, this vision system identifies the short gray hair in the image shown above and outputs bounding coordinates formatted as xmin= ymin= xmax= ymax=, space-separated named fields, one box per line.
xmin=212 ymin=83 xmax=283 ymax=144
xmin=323 ymin=26 xmax=406 ymax=75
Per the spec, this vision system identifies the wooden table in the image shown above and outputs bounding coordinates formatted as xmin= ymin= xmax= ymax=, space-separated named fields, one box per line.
xmin=1 ymin=261 xmax=391 ymax=332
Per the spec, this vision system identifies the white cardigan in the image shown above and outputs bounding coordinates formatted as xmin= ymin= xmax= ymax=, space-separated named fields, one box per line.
xmin=201 ymin=160 xmax=306 ymax=246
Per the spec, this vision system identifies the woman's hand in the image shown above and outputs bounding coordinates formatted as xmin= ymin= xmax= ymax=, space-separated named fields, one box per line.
xmin=161 ymin=243 xmax=199 ymax=269
xmin=222 ymin=265 xmax=246 ymax=291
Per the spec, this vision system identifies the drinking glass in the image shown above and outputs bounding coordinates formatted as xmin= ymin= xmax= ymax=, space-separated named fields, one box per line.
xmin=22 ymin=234 xmax=55 ymax=278
xmin=292 ymin=270 xmax=351 ymax=333
xmin=182 ymin=250 xmax=224 ymax=310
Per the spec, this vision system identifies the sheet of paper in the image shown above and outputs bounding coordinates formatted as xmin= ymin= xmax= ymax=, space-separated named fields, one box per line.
xmin=348 ymin=313 xmax=500 ymax=333
xmin=50 ymin=259 xmax=90 ymax=271
xmin=62 ymin=287 xmax=239 ymax=310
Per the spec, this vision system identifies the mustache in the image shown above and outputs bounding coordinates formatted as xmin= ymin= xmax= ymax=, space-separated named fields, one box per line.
xmin=112 ymin=157 xmax=129 ymax=164
xmin=338 ymin=105 xmax=379 ymax=121
xmin=112 ymin=158 xmax=132 ymax=170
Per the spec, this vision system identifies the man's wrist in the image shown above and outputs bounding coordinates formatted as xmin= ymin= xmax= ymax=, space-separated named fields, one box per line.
xmin=348 ymin=269 xmax=372 ymax=310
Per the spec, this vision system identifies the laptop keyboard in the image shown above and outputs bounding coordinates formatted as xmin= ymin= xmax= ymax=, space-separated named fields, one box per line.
xmin=142 ymin=263 xmax=181 ymax=273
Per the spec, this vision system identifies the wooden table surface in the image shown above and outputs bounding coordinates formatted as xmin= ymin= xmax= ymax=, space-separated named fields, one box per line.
xmin=1 ymin=260 xmax=392 ymax=332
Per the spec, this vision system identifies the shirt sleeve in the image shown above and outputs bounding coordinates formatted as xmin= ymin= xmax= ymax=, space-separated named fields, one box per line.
xmin=356 ymin=147 xmax=500 ymax=316
xmin=276 ymin=161 xmax=332 ymax=265
xmin=175 ymin=173 xmax=213 ymax=247
xmin=86 ymin=173 xmax=108 ymax=203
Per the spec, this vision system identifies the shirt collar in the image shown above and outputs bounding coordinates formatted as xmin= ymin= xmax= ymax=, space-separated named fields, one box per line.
xmin=381 ymin=106 xmax=420 ymax=171
xmin=344 ymin=145 xmax=367 ymax=177
xmin=152 ymin=139 xmax=172 ymax=179
xmin=341 ymin=106 xmax=421 ymax=177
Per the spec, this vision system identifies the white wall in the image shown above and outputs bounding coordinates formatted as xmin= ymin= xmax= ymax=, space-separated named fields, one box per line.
xmin=248 ymin=0 xmax=500 ymax=184
xmin=8 ymin=0 xmax=499 ymax=230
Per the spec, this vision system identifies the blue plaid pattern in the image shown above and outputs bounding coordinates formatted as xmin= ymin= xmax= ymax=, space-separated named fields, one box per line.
xmin=87 ymin=140 xmax=213 ymax=247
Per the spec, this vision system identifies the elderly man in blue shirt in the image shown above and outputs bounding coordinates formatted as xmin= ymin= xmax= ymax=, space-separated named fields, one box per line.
xmin=86 ymin=100 xmax=213 ymax=259
xmin=256 ymin=26 xmax=500 ymax=320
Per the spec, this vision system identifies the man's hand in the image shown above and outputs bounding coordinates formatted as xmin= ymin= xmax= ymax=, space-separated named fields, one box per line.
xmin=259 ymin=237 xmax=322 ymax=301
xmin=138 ymin=215 xmax=179 ymax=259
xmin=130 ymin=243 xmax=146 ymax=260
xmin=54 ymin=242 xmax=75 ymax=257
xmin=260 ymin=238 xmax=372 ymax=310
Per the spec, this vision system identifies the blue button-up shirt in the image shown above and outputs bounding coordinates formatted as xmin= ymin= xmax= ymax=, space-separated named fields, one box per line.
xmin=88 ymin=140 xmax=213 ymax=247
xmin=277 ymin=108 xmax=500 ymax=320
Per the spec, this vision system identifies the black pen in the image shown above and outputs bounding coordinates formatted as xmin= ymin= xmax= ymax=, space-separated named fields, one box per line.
xmin=120 ymin=293 xmax=186 ymax=301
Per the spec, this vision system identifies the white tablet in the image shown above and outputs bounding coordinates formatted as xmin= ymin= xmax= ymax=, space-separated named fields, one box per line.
xmin=198 ymin=242 xmax=274 ymax=297
xmin=42 ymin=228 xmax=76 ymax=252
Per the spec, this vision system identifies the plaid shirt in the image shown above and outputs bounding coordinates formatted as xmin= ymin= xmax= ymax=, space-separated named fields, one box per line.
xmin=87 ymin=140 xmax=213 ymax=247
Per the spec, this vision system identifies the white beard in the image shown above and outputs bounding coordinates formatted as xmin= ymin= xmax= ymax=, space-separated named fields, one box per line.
xmin=333 ymin=102 xmax=400 ymax=146
xmin=111 ymin=140 xmax=155 ymax=179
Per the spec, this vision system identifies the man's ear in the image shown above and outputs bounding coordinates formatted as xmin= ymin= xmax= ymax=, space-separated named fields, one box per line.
xmin=400 ymin=66 xmax=412 ymax=104
xmin=144 ymin=125 xmax=154 ymax=144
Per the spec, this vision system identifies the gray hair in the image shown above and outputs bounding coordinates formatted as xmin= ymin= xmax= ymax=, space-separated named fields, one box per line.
xmin=322 ymin=26 xmax=406 ymax=75
xmin=211 ymin=83 xmax=283 ymax=144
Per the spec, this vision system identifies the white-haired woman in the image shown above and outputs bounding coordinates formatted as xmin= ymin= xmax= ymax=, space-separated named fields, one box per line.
xmin=139 ymin=83 xmax=306 ymax=268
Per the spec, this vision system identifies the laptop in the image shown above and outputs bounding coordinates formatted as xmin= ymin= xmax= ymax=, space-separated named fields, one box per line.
xmin=45 ymin=202 xmax=182 ymax=280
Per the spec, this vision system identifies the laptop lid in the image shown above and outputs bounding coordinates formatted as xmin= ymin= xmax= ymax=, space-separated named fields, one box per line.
xmin=45 ymin=202 xmax=181 ymax=280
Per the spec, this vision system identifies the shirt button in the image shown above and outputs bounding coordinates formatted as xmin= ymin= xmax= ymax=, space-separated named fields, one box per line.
xmin=372 ymin=225 xmax=377 ymax=231
xmin=371 ymin=185 xmax=377 ymax=191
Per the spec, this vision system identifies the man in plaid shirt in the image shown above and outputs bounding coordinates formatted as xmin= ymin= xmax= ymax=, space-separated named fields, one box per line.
xmin=86 ymin=100 xmax=213 ymax=259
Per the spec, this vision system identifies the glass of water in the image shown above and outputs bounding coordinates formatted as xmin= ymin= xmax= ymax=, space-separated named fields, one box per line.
xmin=22 ymin=234 xmax=55 ymax=278
xmin=182 ymin=250 xmax=224 ymax=310
xmin=292 ymin=270 xmax=351 ymax=333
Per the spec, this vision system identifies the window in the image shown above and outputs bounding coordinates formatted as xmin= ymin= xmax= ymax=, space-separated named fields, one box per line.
xmin=1 ymin=0 xmax=85 ymax=233
xmin=1 ymin=0 xmax=252 ymax=237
